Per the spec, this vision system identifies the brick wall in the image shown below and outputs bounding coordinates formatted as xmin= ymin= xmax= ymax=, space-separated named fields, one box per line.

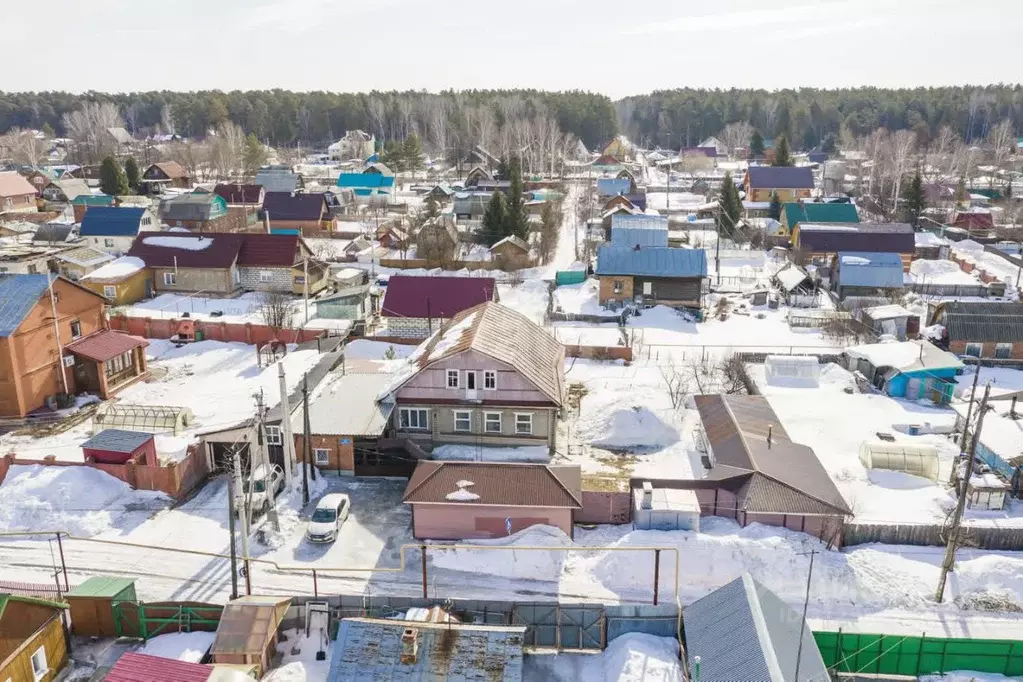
xmin=238 ymin=266 xmax=293 ymax=293
xmin=385 ymin=316 xmax=441 ymax=339
xmin=949 ymin=340 xmax=1023 ymax=359
xmin=598 ymin=276 xmax=633 ymax=304
xmin=295 ymin=434 xmax=355 ymax=473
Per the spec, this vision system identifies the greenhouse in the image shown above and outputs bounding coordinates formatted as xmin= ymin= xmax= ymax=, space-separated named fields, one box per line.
xmin=858 ymin=440 xmax=940 ymax=482
xmin=764 ymin=355 xmax=821 ymax=388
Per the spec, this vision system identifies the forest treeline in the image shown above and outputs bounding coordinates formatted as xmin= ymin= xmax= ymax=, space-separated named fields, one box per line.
xmin=0 ymin=85 xmax=1020 ymax=153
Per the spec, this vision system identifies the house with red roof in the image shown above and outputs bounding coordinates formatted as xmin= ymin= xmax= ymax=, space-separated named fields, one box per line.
xmin=127 ymin=232 xmax=328 ymax=296
xmin=380 ymin=274 xmax=498 ymax=339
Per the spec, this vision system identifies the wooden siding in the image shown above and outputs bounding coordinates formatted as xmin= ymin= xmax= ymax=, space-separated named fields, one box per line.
xmin=634 ymin=276 xmax=702 ymax=305
xmin=0 ymin=612 xmax=67 ymax=682
xmin=396 ymin=350 xmax=553 ymax=405
xmin=82 ymin=269 xmax=150 ymax=306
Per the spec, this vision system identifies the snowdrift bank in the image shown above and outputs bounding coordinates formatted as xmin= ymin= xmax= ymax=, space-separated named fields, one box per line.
xmin=429 ymin=525 xmax=571 ymax=580
xmin=576 ymin=387 xmax=680 ymax=449
xmin=525 ymin=633 xmax=682 ymax=682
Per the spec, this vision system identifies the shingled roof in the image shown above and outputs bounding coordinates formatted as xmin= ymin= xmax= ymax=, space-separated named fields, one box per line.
xmin=694 ymin=394 xmax=851 ymax=516
xmin=403 ymin=461 xmax=581 ymax=508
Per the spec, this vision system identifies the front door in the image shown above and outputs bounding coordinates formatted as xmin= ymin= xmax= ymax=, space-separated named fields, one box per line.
xmin=465 ymin=371 xmax=478 ymax=399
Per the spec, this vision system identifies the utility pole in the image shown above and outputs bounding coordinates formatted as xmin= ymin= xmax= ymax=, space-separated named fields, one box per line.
xmin=953 ymin=364 xmax=982 ymax=484
xmin=303 ymin=256 xmax=310 ymax=325
xmin=277 ymin=363 xmax=295 ymax=486
xmin=226 ymin=450 xmax=239 ymax=600
xmin=255 ymin=392 xmax=280 ymax=532
xmin=936 ymin=382 xmax=991 ymax=603
xmin=794 ymin=550 xmax=818 ymax=681
xmin=233 ymin=449 xmax=252 ymax=596
xmin=301 ymin=373 xmax=312 ymax=505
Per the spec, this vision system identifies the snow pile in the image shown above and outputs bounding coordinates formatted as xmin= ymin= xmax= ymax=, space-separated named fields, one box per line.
xmin=554 ymin=280 xmax=619 ymax=317
xmin=445 ymin=481 xmax=480 ymax=502
xmin=344 ymin=339 xmax=416 ymax=361
xmin=265 ymin=627 xmax=331 ymax=682
xmin=576 ymin=388 xmax=679 ymax=449
xmin=496 ymin=279 xmax=549 ymax=324
xmin=428 ymin=312 xmax=478 ymax=361
xmin=909 ymin=258 xmax=978 ymax=285
xmin=430 ymin=524 xmax=571 ymax=580
xmin=603 ymin=633 xmax=682 ymax=682
xmin=82 ymin=256 xmax=145 ymax=281
xmin=257 ymin=464 xmax=329 ymax=550
xmin=953 ymin=239 xmax=986 ymax=254
xmin=137 ymin=631 xmax=215 ymax=663
xmin=0 ymin=464 xmax=170 ymax=537
xmin=142 ymin=235 xmax=214 ymax=250
xmin=921 ymin=674 xmax=1015 ymax=682
xmin=845 ymin=341 xmax=924 ymax=371
xmin=431 ymin=444 xmax=549 ymax=462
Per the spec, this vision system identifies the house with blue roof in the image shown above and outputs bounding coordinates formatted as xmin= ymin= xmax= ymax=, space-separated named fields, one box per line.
xmin=338 ymin=164 xmax=395 ymax=198
xmin=79 ymin=206 xmax=159 ymax=255
xmin=596 ymin=177 xmax=632 ymax=197
xmin=830 ymin=251 xmax=904 ymax=300
xmin=595 ymin=244 xmax=707 ymax=309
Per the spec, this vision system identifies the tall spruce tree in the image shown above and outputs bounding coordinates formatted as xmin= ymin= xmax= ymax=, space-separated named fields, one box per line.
xmin=503 ymin=156 xmax=529 ymax=240
xmin=123 ymin=157 xmax=141 ymax=194
xmin=750 ymin=130 xmax=765 ymax=159
xmin=403 ymin=134 xmax=423 ymax=179
xmin=768 ymin=191 xmax=782 ymax=220
xmin=718 ymin=171 xmax=743 ymax=238
xmin=903 ymin=170 xmax=926 ymax=227
xmin=481 ymin=191 xmax=507 ymax=246
xmin=99 ymin=156 xmax=128 ymax=196
xmin=955 ymin=175 xmax=967 ymax=206
xmin=772 ymin=135 xmax=792 ymax=167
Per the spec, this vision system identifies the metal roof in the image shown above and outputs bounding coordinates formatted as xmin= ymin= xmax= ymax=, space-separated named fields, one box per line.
xmin=79 ymin=206 xmax=145 ymax=237
xmin=66 ymin=575 xmax=136 ymax=598
xmin=291 ymin=372 xmax=395 ymax=436
xmin=834 ymin=251 xmax=904 ymax=288
xmin=159 ymin=193 xmax=226 ymax=221
xmin=81 ymin=428 xmax=154 ymax=454
xmin=596 ymin=177 xmax=631 ymax=197
xmin=0 ymin=274 xmax=51 ymax=337
xmin=0 ymin=171 xmax=37 ymax=197
xmin=32 ymin=223 xmax=75 ymax=243
xmin=610 ymin=226 xmax=669 ymax=248
xmin=934 ymin=301 xmax=1023 ymax=344
xmin=255 ymin=168 xmax=300 ymax=193
xmin=684 ymin=573 xmax=828 ymax=682
xmin=380 ymin=275 xmax=496 ymax=319
xmin=780 ymin=201 xmax=859 ymax=230
xmin=104 ymin=653 xmax=212 ymax=682
xmin=595 ymin=246 xmax=707 ymax=278
xmin=328 ymin=617 xmax=526 ymax=681
xmin=338 ymin=173 xmax=395 ymax=189
xmin=263 ymin=191 xmax=328 ymax=221
xmin=796 ymin=222 xmax=914 ymax=254
xmin=746 ymin=166 xmax=815 ymax=190
xmin=403 ymin=461 xmax=582 ymax=508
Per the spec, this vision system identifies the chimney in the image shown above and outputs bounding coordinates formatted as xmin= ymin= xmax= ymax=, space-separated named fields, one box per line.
xmin=400 ymin=628 xmax=419 ymax=664
xmin=641 ymin=481 xmax=653 ymax=509
xmin=1012 ymin=396 xmax=1018 ymax=420
xmin=693 ymin=655 xmax=701 ymax=682
xmin=633 ymin=243 xmax=641 ymax=251
xmin=767 ymin=425 xmax=773 ymax=449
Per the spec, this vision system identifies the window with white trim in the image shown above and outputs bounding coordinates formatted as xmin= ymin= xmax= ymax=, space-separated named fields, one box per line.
xmin=30 ymin=646 xmax=47 ymax=680
xmin=103 ymin=285 xmax=117 ymax=298
xmin=70 ymin=320 xmax=81 ymax=339
xmin=965 ymin=343 xmax=983 ymax=358
xmin=484 ymin=370 xmax=497 ymax=390
xmin=995 ymin=343 xmax=1013 ymax=359
xmin=484 ymin=412 xmax=502 ymax=434
xmin=163 ymin=271 xmax=177 ymax=286
xmin=515 ymin=413 xmax=533 ymax=435
xmin=265 ymin=425 xmax=282 ymax=445
xmin=259 ymin=270 xmax=273 ymax=283
xmin=453 ymin=410 xmax=472 ymax=432
xmin=314 ymin=448 xmax=330 ymax=466
xmin=446 ymin=369 xmax=459 ymax=388
xmin=400 ymin=408 xmax=429 ymax=430
xmin=465 ymin=371 xmax=477 ymax=390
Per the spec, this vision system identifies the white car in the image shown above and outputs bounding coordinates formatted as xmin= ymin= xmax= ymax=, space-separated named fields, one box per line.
xmin=306 ymin=493 xmax=351 ymax=544
xmin=236 ymin=463 xmax=285 ymax=516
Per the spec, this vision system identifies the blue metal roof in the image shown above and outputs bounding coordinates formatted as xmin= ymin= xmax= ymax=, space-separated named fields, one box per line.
xmin=338 ymin=173 xmax=395 ymax=189
xmin=79 ymin=207 xmax=145 ymax=237
xmin=328 ymin=618 xmax=525 ymax=681
xmin=595 ymin=246 xmax=707 ymax=278
xmin=0 ymin=274 xmax=52 ymax=337
xmin=610 ymin=226 xmax=669 ymax=248
xmin=834 ymin=251 xmax=904 ymax=288
xmin=596 ymin=177 xmax=631 ymax=197
xmin=611 ymin=213 xmax=668 ymax=231
xmin=81 ymin=429 xmax=153 ymax=453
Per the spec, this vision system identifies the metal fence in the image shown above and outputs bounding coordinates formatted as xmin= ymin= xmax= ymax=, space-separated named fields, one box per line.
xmin=843 ymin=522 xmax=1023 ymax=551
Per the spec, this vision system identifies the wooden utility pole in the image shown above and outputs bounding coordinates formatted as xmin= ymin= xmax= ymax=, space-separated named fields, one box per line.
xmin=953 ymin=366 xmax=982 ymax=484
xmin=233 ymin=449 xmax=252 ymax=596
xmin=226 ymin=452 xmax=239 ymax=600
xmin=794 ymin=550 xmax=818 ymax=681
xmin=936 ymin=383 xmax=991 ymax=603
xmin=301 ymin=374 xmax=312 ymax=506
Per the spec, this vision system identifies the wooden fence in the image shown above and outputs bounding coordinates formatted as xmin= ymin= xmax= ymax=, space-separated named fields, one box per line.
xmin=564 ymin=345 xmax=633 ymax=361
xmin=577 ymin=490 xmax=632 ymax=524
xmin=110 ymin=315 xmax=324 ymax=345
xmin=843 ymin=522 xmax=1023 ymax=551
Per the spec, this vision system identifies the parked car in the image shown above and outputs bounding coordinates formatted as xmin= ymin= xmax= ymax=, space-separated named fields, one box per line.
xmin=306 ymin=493 xmax=351 ymax=543
xmin=236 ymin=463 xmax=285 ymax=516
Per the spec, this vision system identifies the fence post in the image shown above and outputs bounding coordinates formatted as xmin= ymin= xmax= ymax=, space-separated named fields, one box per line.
xmin=312 ymin=569 xmax=318 ymax=599
xmin=652 ymin=549 xmax=661 ymax=605
xmin=420 ymin=545 xmax=428 ymax=598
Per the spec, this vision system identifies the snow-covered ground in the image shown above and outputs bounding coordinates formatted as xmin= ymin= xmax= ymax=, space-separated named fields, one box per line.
xmin=553 ymin=279 xmax=619 ymax=317
xmin=137 ymin=631 xmax=215 ymax=663
xmin=525 ymin=633 xmax=681 ymax=681
xmin=497 ymin=278 xmax=549 ymax=324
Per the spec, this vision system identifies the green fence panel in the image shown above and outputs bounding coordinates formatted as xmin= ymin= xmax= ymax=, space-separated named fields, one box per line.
xmin=815 ymin=631 xmax=1023 ymax=677
xmin=555 ymin=271 xmax=586 ymax=286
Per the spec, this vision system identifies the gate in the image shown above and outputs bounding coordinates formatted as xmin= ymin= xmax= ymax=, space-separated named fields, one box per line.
xmin=113 ymin=601 xmax=223 ymax=640
xmin=354 ymin=446 xmax=416 ymax=477
xmin=511 ymin=603 xmax=605 ymax=650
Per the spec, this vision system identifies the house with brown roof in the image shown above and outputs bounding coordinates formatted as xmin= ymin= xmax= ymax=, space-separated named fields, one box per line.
xmin=414 ymin=217 xmax=460 ymax=265
xmin=689 ymin=394 xmax=850 ymax=547
xmin=490 ymin=235 xmax=534 ymax=270
xmin=403 ymin=461 xmax=582 ymax=539
xmin=381 ymin=274 xmax=498 ymax=339
xmin=0 ymin=594 xmax=70 ymax=682
xmin=0 ymin=171 xmax=37 ymax=213
xmin=141 ymin=161 xmax=191 ymax=191
xmin=127 ymin=232 xmax=327 ymax=296
xmin=214 ymin=183 xmax=265 ymax=207
xmin=262 ymin=191 xmax=334 ymax=233
xmin=382 ymin=301 xmax=564 ymax=452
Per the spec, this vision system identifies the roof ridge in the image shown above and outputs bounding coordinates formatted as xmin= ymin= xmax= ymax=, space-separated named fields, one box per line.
xmin=403 ymin=461 xmax=444 ymax=501
xmin=545 ymin=464 xmax=582 ymax=506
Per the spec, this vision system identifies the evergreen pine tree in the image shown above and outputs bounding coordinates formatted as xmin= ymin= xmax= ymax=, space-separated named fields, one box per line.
xmin=243 ymin=133 xmax=267 ymax=178
xmin=41 ymin=123 xmax=55 ymax=139
xmin=768 ymin=191 xmax=782 ymax=220
xmin=402 ymin=134 xmax=423 ymax=179
xmin=123 ymin=157 xmax=141 ymax=194
xmin=955 ymin=175 xmax=967 ymax=206
xmin=480 ymin=191 xmax=507 ymax=246
xmin=902 ymin=170 xmax=926 ymax=227
xmin=380 ymin=140 xmax=404 ymax=171
xmin=99 ymin=156 xmax=128 ymax=196
xmin=423 ymin=196 xmax=440 ymax=221
xmin=750 ymin=130 xmax=765 ymax=159
xmin=772 ymin=135 xmax=792 ymax=167
xmin=503 ymin=156 xmax=529 ymax=240
xmin=718 ymin=171 xmax=743 ymax=238
xmin=495 ymin=158 xmax=509 ymax=181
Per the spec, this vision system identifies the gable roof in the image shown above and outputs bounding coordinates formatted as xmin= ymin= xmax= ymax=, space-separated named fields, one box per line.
xmin=81 ymin=428 xmax=154 ymax=453
xmin=214 ymin=183 xmax=264 ymax=205
xmin=0 ymin=274 xmax=104 ymax=337
xmin=834 ymin=251 xmax=905 ymax=288
xmin=796 ymin=222 xmax=914 ymax=254
xmin=934 ymin=301 xmax=1023 ymax=343
xmin=781 ymin=202 xmax=859 ymax=230
xmin=684 ymin=573 xmax=828 ymax=682
xmin=255 ymin=167 xmax=300 ymax=193
xmin=127 ymin=232 xmax=304 ymax=269
xmin=55 ymin=245 xmax=114 ymax=267
xmin=845 ymin=339 xmax=964 ymax=373
xmin=262 ymin=191 xmax=327 ymax=221
xmin=32 ymin=223 xmax=75 ymax=244
xmin=404 ymin=461 xmax=581 ymax=507
xmin=152 ymin=161 xmax=187 ymax=179
xmin=746 ymin=166 xmax=815 ymax=190
xmin=103 ymin=653 xmax=212 ymax=682
xmin=381 ymin=275 xmax=496 ymax=319
xmin=0 ymin=171 xmax=37 ymax=197
xmin=80 ymin=206 xmax=146 ymax=237
xmin=491 ymin=235 xmax=530 ymax=253
xmin=337 ymin=173 xmax=394 ymax=190
xmin=395 ymin=302 xmax=564 ymax=405
xmin=694 ymin=394 xmax=851 ymax=516
xmin=595 ymin=246 xmax=707 ymax=278
xmin=159 ymin=193 xmax=224 ymax=221
xmin=105 ymin=127 xmax=134 ymax=145
xmin=47 ymin=178 xmax=92 ymax=201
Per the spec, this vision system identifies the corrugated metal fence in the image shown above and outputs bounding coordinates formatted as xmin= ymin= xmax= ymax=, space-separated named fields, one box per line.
xmin=843 ymin=522 xmax=1023 ymax=551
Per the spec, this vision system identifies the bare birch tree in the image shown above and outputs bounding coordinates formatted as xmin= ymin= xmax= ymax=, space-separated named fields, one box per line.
xmin=0 ymin=128 xmax=46 ymax=167
xmin=720 ymin=121 xmax=754 ymax=158
xmin=62 ymin=101 xmax=124 ymax=164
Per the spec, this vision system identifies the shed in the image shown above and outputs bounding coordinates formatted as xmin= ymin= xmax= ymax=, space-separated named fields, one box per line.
xmin=858 ymin=441 xmax=939 ymax=482
xmin=764 ymin=355 xmax=820 ymax=388
xmin=81 ymin=428 xmax=157 ymax=465
xmin=632 ymin=482 xmax=700 ymax=531
xmin=0 ymin=594 xmax=69 ymax=682
xmin=966 ymin=472 xmax=1008 ymax=511
xmin=858 ymin=304 xmax=917 ymax=340
xmin=210 ymin=595 xmax=291 ymax=677
xmin=65 ymin=576 xmax=137 ymax=637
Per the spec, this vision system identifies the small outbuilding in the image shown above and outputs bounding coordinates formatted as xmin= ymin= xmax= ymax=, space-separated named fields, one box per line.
xmin=81 ymin=428 xmax=157 ymax=465
xmin=210 ymin=595 xmax=291 ymax=678
xmin=764 ymin=355 xmax=820 ymax=388
xmin=830 ymin=252 xmax=904 ymax=300
xmin=80 ymin=255 xmax=150 ymax=305
xmin=0 ymin=594 xmax=69 ymax=682
xmin=65 ymin=576 xmax=137 ymax=637
xmin=857 ymin=304 xmax=918 ymax=340
xmin=844 ymin=340 xmax=963 ymax=403
xmin=858 ymin=441 xmax=939 ymax=482
xmin=632 ymin=482 xmax=700 ymax=531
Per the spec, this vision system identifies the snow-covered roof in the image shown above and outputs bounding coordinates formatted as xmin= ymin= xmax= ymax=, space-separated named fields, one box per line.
xmin=845 ymin=340 xmax=963 ymax=373
xmin=81 ymin=256 xmax=146 ymax=281
xmin=860 ymin=304 xmax=913 ymax=320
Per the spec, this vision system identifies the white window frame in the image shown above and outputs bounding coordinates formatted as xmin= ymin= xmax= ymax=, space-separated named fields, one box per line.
xmin=995 ymin=343 xmax=1013 ymax=359
xmin=965 ymin=342 xmax=983 ymax=358
xmin=453 ymin=409 xmax=472 ymax=432
xmin=514 ymin=412 xmax=533 ymax=436
xmin=259 ymin=270 xmax=273 ymax=283
xmin=483 ymin=370 xmax=497 ymax=390
xmin=30 ymin=646 xmax=47 ymax=680
xmin=642 ymin=281 xmax=653 ymax=296
xmin=265 ymin=425 xmax=282 ymax=445
xmin=70 ymin=320 xmax=82 ymax=339
xmin=484 ymin=411 xmax=502 ymax=434
xmin=446 ymin=369 xmax=459 ymax=388
xmin=103 ymin=285 xmax=117 ymax=298
xmin=465 ymin=370 xmax=478 ymax=391
xmin=163 ymin=271 xmax=177 ymax=286
xmin=399 ymin=408 xmax=429 ymax=431
xmin=314 ymin=448 xmax=330 ymax=466
xmin=613 ymin=279 xmax=623 ymax=294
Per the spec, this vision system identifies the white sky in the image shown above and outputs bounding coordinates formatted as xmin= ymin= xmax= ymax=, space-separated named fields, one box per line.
xmin=3 ymin=0 xmax=1020 ymax=98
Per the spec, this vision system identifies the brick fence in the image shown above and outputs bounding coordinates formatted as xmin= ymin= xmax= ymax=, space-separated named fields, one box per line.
xmin=110 ymin=315 xmax=324 ymax=345
xmin=0 ymin=445 xmax=209 ymax=501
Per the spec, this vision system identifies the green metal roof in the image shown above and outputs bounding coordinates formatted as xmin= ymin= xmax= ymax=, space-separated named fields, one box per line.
xmin=782 ymin=202 xmax=859 ymax=230
xmin=67 ymin=576 xmax=136 ymax=598
xmin=0 ymin=593 xmax=67 ymax=619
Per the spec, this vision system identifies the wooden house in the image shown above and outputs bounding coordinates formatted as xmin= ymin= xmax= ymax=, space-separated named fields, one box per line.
xmin=159 ymin=193 xmax=246 ymax=232
xmin=743 ymin=166 xmax=814 ymax=202
xmin=415 ymin=218 xmax=460 ymax=264
xmin=0 ymin=594 xmax=69 ymax=682
xmin=80 ymin=256 xmax=150 ymax=305
xmin=490 ymin=235 xmax=533 ymax=270
xmin=0 ymin=171 xmax=38 ymax=213
xmin=141 ymin=161 xmax=191 ymax=192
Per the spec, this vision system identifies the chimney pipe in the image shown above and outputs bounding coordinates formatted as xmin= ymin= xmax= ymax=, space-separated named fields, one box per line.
xmin=400 ymin=628 xmax=419 ymax=665
xmin=767 ymin=425 xmax=773 ymax=448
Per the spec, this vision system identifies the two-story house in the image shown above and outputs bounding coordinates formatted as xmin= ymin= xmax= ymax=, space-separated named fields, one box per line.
xmin=79 ymin=206 xmax=160 ymax=255
xmin=743 ymin=166 xmax=815 ymax=203
xmin=141 ymin=161 xmax=191 ymax=192
xmin=159 ymin=193 xmax=246 ymax=232
xmin=381 ymin=275 xmax=498 ymax=339
xmin=383 ymin=301 xmax=564 ymax=453
xmin=0 ymin=172 xmax=38 ymax=213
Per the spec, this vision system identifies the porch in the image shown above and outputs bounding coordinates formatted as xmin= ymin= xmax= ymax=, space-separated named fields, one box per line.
xmin=65 ymin=330 xmax=150 ymax=399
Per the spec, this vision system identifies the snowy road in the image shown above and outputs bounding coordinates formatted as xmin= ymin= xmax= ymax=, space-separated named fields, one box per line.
xmin=549 ymin=181 xmax=586 ymax=273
